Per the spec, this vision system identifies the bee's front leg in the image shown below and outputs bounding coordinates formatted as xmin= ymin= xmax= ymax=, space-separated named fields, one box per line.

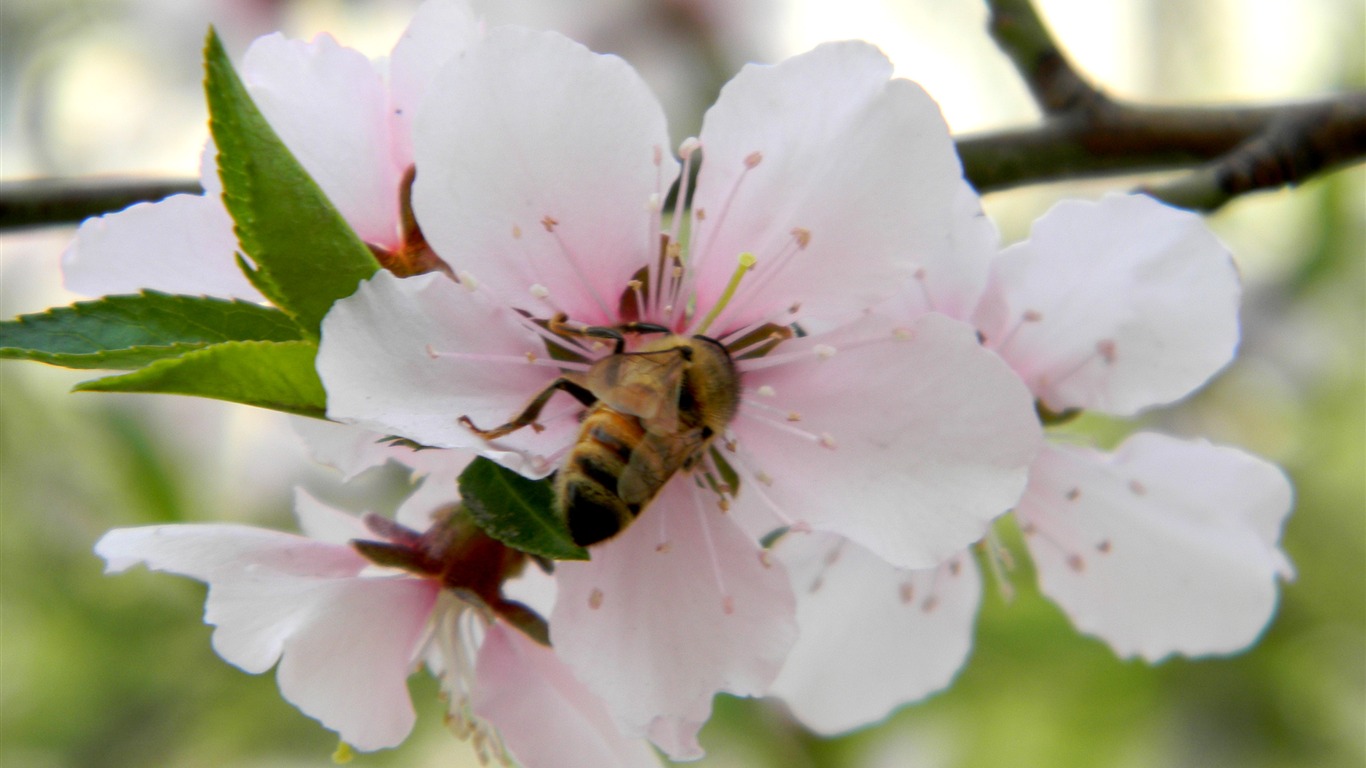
xmin=459 ymin=377 xmax=598 ymax=440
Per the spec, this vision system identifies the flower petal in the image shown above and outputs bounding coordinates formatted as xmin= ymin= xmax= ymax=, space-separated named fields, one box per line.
xmin=292 ymin=487 xmax=370 ymax=544
xmin=242 ymin=32 xmax=403 ymax=247
xmin=317 ymin=270 xmax=580 ymax=473
xmin=899 ymin=180 xmax=999 ymax=322
xmin=769 ymin=532 xmax=980 ymax=735
xmin=412 ymin=26 xmax=677 ymax=325
xmin=61 ymin=192 xmax=259 ymax=299
xmin=550 ymin=480 xmax=797 ymax=758
xmin=1018 ymin=435 xmax=1294 ymax=661
xmin=386 ymin=0 xmax=481 ymax=168
xmin=689 ymin=41 xmax=965 ymax=331
xmin=95 ymin=523 xmax=439 ymax=750
xmin=729 ymin=312 xmax=1041 ymax=569
xmin=474 ymin=622 xmax=663 ymax=768
xmin=972 ymin=193 xmax=1241 ymax=416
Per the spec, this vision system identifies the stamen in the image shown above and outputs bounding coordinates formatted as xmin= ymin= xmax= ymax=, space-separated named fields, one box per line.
xmin=980 ymin=528 xmax=1016 ymax=603
xmin=990 ymin=308 xmax=1043 ymax=354
xmin=529 ymin=284 xmax=550 ymax=299
xmin=1036 ymin=337 xmax=1119 ymax=394
xmin=691 ymin=152 xmax=763 ymax=285
xmin=689 ymin=484 xmax=734 ymax=615
xmin=424 ymin=345 xmax=590 ymax=372
xmin=693 ymin=252 xmax=757 ymax=335
xmin=539 ymin=216 xmax=613 ymax=319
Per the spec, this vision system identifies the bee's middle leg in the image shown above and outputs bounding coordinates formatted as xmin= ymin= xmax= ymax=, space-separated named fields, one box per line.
xmin=459 ymin=377 xmax=597 ymax=440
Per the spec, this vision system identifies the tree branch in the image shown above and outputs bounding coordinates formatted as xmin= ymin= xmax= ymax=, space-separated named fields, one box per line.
xmin=968 ymin=0 xmax=1366 ymax=208
xmin=0 ymin=177 xmax=201 ymax=231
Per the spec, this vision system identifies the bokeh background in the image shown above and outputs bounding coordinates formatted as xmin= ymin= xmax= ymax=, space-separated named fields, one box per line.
xmin=1 ymin=1 xmax=1362 ymax=766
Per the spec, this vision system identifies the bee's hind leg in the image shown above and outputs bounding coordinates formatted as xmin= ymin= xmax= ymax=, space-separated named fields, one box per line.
xmin=459 ymin=377 xmax=597 ymax=440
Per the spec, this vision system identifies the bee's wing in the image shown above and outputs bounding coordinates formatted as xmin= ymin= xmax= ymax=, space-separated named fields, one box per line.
xmin=586 ymin=348 xmax=688 ymax=432
xmin=618 ymin=430 xmax=698 ymax=506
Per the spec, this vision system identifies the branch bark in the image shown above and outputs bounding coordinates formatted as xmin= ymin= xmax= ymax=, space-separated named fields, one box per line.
xmin=968 ymin=0 xmax=1366 ymax=208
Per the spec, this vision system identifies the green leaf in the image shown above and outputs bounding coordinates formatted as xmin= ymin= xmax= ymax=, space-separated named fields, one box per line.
xmin=0 ymin=292 xmax=302 ymax=370
xmin=75 ymin=340 xmax=327 ymax=418
xmin=204 ymin=27 xmax=381 ymax=334
xmin=457 ymin=457 xmax=589 ymax=561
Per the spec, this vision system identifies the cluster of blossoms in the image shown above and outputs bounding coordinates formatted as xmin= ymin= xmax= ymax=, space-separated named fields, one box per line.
xmin=65 ymin=0 xmax=1292 ymax=764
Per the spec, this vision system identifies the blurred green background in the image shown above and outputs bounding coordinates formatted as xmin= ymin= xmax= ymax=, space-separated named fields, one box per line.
xmin=2 ymin=1 xmax=1362 ymax=766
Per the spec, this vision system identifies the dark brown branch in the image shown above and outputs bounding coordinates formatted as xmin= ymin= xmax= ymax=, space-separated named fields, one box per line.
xmin=0 ymin=177 xmax=201 ymax=231
xmin=971 ymin=0 xmax=1366 ymax=209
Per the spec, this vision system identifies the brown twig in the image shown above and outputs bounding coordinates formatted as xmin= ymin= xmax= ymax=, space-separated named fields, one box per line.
xmin=967 ymin=0 xmax=1366 ymax=209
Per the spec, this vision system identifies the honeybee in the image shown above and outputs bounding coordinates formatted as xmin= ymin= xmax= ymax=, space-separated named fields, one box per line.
xmin=459 ymin=316 xmax=740 ymax=546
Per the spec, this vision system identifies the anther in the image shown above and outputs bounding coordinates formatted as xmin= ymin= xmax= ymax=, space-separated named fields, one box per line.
xmin=758 ymin=551 xmax=774 ymax=569
xmin=541 ymin=215 xmax=558 ymax=232
xmin=425 ymin=344 xmax=440 ymax=359
xmin=1096 ymin=540 xmax=1112 ymax=553
xmin=921 ymin=596 xmax=939 ymax=613
xmin=679 ymin=137 xmax=701 ymax=159
xmin=588 ymin=588 xmax=604 ymax=609
xmin=744 ymin=151 xmax=763 ymax=169
xmin=524 ymin=351 xmax=537 ymax=363
xmin=786 ymin=411 xmax=802 ymax=422
xmin=1067 ymin=554 xmax=1085 ymax=572
xmin=511 ymin=225 xmax=522 ymax=239
xmin=790 ymin=227 xmax=811 ymax=248
xmin=814 ymin=344 xmax=836 ymax=359
xmin=818 ymin=433 xmax=837 ymax=449
xmin=457 ymin=271 xmax=478 ymax=290
xmin=899 ymin=582 xmax=915 ymax=604
xmin=756 ymin=385 xmax=776 ymax=397
xmin=656 ymin=542 xmax=672 ymax=553
xmin=696 ymin=208 xmax=707 ymax=221
xmin=723 ymin=596 xmax=736 ymax=615
xmin=755 ymin=470 xmax=774 ymax=486
xmin=1128 ymin=479 xmax=1147 ymax=496
xmin=892 ymin=327 xmax=913 ymax=340
xmin=1066 ymin=487 xmax=1081 ymax=501
xmin=529 ymin=283 xmax=549 ymax=299
xmin=646 ymin=193 xmax=662 ymax=212
xmin=1023 ymin=309 xmax=1043 ymax=322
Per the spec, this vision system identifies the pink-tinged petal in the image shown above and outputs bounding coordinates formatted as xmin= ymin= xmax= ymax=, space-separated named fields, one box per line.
xmin=293 ymin=487 xmax=370 ymax=545
xmin=95 ymin=524 xmax=439 ymax=749
xmin=474 ymin=623 xmax=663 ymax=768
xmin=899 ymin=181 xmax=999 ymax=323
xmin=728 ymin=312 xmax=1041 ymax=569
xmin=291 ymin=416 xmax=473 ymax=488
xmin=269 ymin=575 xmax=438 ymax=750
xmin=393 ymin=468 xmax=465 ymax=531
xmin=689 ymin=41 xmax=964 ymax=331
xmin=769 ymin=532 xmax=980 ymax=735
xmin=550 ymin=481 xmax=797 ymax=758
xmin=318 ymin=270 xmax=581 ymax=472
xmin=291 ymin=417 xmax=405 ymax=481
xmin=96 ymin=524 xmax=368 ymax=585
xmin=1018 ymin=435 xmax=1294 ymax=661
xmin=242 ymin=33 xmax=403 ymax=247
xmin=412 ymin=26 xmax=678 ymax=325
xmin=61 ymin=192 xmax=260 ymax=300
xmin=972 ymin=194 xmax=1241 ymax=416
xmin=386 ymin=0 xmax=480 ymax=168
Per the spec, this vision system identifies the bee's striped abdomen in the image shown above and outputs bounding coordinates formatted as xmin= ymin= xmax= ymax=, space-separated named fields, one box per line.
xmin=556 ymin=409 xmax=646 ymax=546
